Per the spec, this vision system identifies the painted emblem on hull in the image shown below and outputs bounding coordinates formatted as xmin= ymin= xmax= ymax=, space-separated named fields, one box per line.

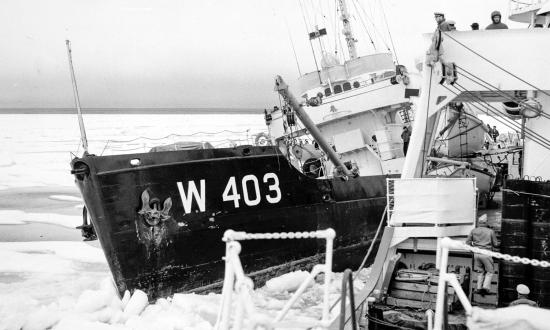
xmin=137 ymin=190 xmax=175 ymax=257
xmin=138 ymin=190 xmax=172 ymax=226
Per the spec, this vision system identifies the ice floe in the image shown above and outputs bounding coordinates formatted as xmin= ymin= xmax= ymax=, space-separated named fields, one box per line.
xmin=0 ymin=210 xmax=80 ymax=228
xmin=0 ymin=239 xmax=372 ymax=330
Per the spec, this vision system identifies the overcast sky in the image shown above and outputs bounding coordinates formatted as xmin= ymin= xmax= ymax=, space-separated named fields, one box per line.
xmin=2 ymin=0 xmax=518 ymax=109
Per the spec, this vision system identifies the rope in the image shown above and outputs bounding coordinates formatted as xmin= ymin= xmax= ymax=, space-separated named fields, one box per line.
xmin=442 ymin=31 xmax=550 ymax=101
xmin=356 ymin=205 xmax=387 ymax=273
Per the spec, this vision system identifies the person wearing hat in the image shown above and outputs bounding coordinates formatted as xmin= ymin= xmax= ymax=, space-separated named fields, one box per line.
xmin=434 ymin=12 xmax=452 ymax=32
xmin=509 ymin=284 xmax=538 ymax=307
xmin=447 ymin=20 xmax=457 ymax=31
xmin=426 ymin=12 xmax=451 ymax=66
xmin=466 ymin=214 xmax=499 ymax=296
xmin=486 ymin=10 xmax=509 ymax=30
xmin=471 ymin=22 xmax=479 ymax=30
xmin=401 ymin=126 xmax=411 ymax=156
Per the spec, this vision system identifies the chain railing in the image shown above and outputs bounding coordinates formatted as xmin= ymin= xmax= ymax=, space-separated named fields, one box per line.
xmin=433 ymin=237 xmax=550 ymax=329
xmin=215 ymin=228 xmax=336 ymax=330
xmin=466 ymin=245 xmax=550 ymax=267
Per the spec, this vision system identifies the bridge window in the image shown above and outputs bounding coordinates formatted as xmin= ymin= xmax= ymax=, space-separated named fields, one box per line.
xmin=353 ymin=81 xmax=360 ymax=88
xmin=325 ymin=88 xmax=332 ymax=97
xmin=343 ymin=82 xmax=351 ymax=91
xmin=334 ymin=85 xmax=342 ymax=94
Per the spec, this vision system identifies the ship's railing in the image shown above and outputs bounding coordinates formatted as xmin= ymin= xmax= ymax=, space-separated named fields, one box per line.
xmin=215 ymin=228 xmax=336 ymax=330
xmin=77 ymin=129 xmax=270 ymax=156
xmin=432 ymin=237 xmax=550 ymax=330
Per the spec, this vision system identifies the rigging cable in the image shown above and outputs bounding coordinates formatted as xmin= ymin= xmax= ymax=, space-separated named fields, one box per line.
xmin=443 ymin=31 xmax=550 ymax=101
xmin=441 ymin=83 xmax=550 ymax=150
xmin=353 ymin=0 xmax=391 ymax=52
xmin=450 ymin=84 xmax=549 ymax=148
xmin=299 ymin=0 xmax=323 ymax=83
xmin=377 ymin=0 xmax=399 ymax=64
xmin=284 ymin=18 xmax=303 ymax=76
xmin=350 ymin=0 xmax=377 ymax=51
xmin=452 ymin=81 xmax=550 ymax=147
xmin=454 ymin=64 xmax=550 ymax=120
xmin=333 ymin=0 xmax=340 ymax=57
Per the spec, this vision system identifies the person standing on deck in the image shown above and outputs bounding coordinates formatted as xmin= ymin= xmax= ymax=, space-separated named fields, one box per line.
xmin=466 ymin=214 xmax=499 ymax=296
xmin=486 ymin=11 xmax=509 ymax=30
xmin=509 ymin=284 xmax=538 ymax=307
xmin=492 ymin=125 xmax=500 ymax=142
xmin=401 ymin=126 xmax=411 ymax=156
xmin=471 ymin=22 xmax=480 ymax=30
xmin=447 ymin=20 xmax=457 ymax=31
xmin=426 ymin=12 xmax=452 ymax=65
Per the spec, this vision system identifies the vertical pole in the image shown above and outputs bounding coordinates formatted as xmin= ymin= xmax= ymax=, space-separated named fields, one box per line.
xmin=402 ymin=62 xmax=434 ymax=178
xmin=216 ymin=242 xmax=236 ymax=330
xmin=434 ymin=243 xmax=449 ymax=330
xmin=65 ymin=40 xmax=89 ymax=154
xmin=323 ymin=231 xmax=334 ymax=323
xmin=520 ymin=117 xmax=526 ymax=177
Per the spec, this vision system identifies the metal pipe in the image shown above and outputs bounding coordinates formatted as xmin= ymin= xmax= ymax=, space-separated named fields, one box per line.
xmin=274 ymin=76 xmax=353 ymax=177
xmin=426 ymin=157 xmax=470 ymax=167
xmin=434 ymin=244 xmax=449 ymax=329
xmin=65 ymin=40 xmax=89 ymax=155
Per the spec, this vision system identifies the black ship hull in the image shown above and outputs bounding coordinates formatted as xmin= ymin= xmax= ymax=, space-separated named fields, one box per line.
xmin=72 ymin=145 xmax=391 ymax=300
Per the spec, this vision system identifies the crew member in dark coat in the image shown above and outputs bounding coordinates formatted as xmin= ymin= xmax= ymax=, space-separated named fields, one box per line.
xmin=486 ymin=11 xmax=509 ymax=30
xmin=509 ymin=284 xmax=538 ymax=307
xmin=401 ymin=126 xmax=411 ymax=156
xmin=491 ymin=125 xmax=500 ymax=142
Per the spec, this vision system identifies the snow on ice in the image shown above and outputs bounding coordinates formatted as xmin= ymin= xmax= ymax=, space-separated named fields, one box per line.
xmin=0 ymin=239 xmax=371 ymax=330
xmin=0 ymin=210 xmax=81 ymax=228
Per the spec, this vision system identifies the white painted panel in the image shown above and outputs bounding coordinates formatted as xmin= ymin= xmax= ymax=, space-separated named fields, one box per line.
xmin=389 ymin=178 xmax=476 ymax=226
xmin=333 ymin=129 xmax=365 ymax=153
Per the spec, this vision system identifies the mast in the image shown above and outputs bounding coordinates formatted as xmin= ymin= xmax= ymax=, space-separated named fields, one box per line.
xmin=65 ymin=40 xmax=89 ymax=155
xmin=337 ymin=0 xmax=358 ymax=59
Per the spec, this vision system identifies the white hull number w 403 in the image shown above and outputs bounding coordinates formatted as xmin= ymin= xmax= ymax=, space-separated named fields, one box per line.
xmin=176 ymin=173 xmax=281 ymax=214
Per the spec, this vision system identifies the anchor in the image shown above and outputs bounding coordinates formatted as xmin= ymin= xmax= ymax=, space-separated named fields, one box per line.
xmin=138 ymin=190 xmax=172 ymax=226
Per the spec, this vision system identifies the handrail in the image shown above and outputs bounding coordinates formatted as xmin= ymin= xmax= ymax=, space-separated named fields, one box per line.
xmin=339 ymin=269 xmax=357 ymax=330
xmin=215 ymin=228 xmax=336 ymax=330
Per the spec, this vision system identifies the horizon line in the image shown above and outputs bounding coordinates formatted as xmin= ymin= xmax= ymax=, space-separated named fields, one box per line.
xmin=0 ymin=107 xmax=263 ymax=115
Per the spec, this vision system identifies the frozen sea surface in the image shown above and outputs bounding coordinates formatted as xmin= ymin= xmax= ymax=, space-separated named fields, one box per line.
xmin=0 ymin=239 xmax=371 ymax=330
xmin=0 ymin=113 xmax=265 ymax=190
xmin=0 ymin=113 xmax=375 ymax=329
